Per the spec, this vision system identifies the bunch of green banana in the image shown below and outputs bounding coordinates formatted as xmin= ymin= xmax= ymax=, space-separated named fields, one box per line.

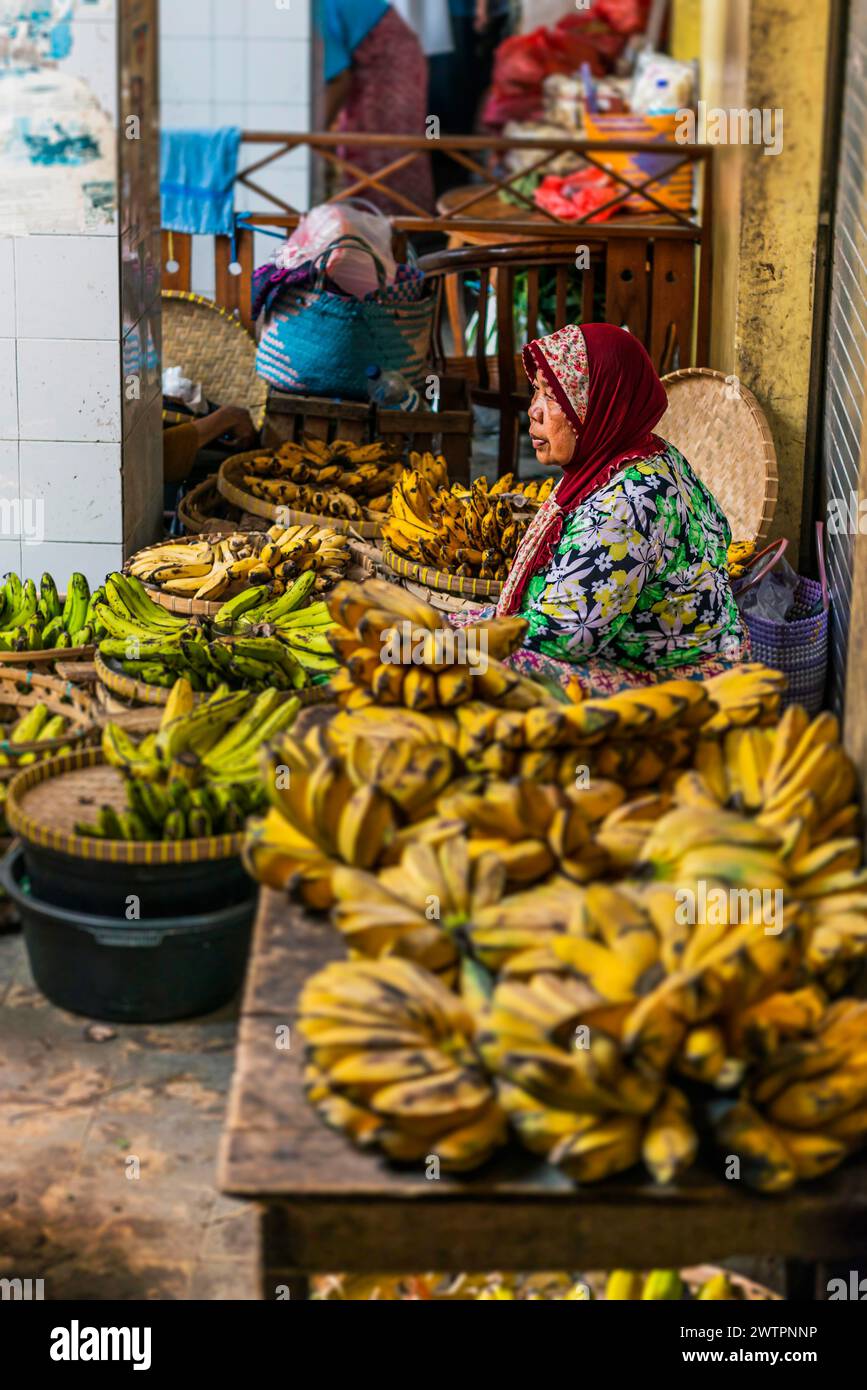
xmin=98 ymin=572 xmax=338 ymax=692
xmin=0 ymin=701 xmax=75 ymax=831
xmin=0 ymin=571 xmax=104 ymax=650
xmin=89 ymin=678 xmax=302 ymax=842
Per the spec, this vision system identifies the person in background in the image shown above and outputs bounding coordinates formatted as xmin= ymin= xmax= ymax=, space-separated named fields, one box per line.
xmin=428 ymin=0 xmax=513 ymax=195
xmin=163 ymin=405 xmax=256 ymax=486
xmin=315 ymin=0 xmax=434 ymax=214
xmin=390 ymin=0 xmax=454 ymax=60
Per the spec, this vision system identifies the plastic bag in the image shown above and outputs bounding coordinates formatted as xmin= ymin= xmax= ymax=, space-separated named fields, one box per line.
xmin=630 ymin=50 xmax=694 ymax=114
xmin=162 ymin=365 xmax=206 ymax=413
xmin=534 ymin=168 xmax=619 ymax=222
xmin=274 ymin=200 xmax=396 ymax=298
xmin=482 ymin=11 xmax=630 ymax=128
xmin=737 ymin=556 xmax=800 ymax=622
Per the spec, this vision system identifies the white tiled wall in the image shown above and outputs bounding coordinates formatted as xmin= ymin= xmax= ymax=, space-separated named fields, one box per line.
xmin=160 ymin=0 xmax=313 ymax=297
xmin=0 ymin=0 xmax=163 ymax=584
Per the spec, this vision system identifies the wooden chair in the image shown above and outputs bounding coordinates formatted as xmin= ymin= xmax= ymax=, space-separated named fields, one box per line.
xmin=418 ymin=237 xmax=698 ymax=477
xmin=658 ymin=368 xmax=779 ymax=542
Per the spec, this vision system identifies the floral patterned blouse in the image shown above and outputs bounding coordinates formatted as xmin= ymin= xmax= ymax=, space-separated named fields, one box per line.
xmin=519 ymin=441 xmax=742 ymax=669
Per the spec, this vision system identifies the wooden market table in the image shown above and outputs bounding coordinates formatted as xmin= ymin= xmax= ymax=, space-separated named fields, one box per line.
xmin=218 ymin=888 xmax=867 ymax=1300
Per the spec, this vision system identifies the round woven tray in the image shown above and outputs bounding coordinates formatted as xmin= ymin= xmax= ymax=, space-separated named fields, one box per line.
xmin=95 ymin=649 xmax=336 ymax=709
xmin=659 ymin=368 xmax=779 ymax=542
xmin=125 ymin=538 xmax=239 ymax=617
xmin=178 ymin=475 xmax=269 ymax=537
xmin=0 ymin=664 xmax=98 ymax=776
xmin=6 ymin=747 xmax=244 ymax=865
xmin=379 ymin=541 xmax=503 ymax=601
xmin=162 ymin=290 xmax=268 ymax=430
xmin=217 ymin=453 xmax=385 ymax=539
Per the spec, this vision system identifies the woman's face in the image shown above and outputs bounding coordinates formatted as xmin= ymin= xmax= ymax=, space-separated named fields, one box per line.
xmin=528 ymin=369 xmax=577 ymax=468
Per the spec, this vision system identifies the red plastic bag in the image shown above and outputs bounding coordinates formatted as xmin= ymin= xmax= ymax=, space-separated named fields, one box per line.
xmin=534 ymin=168 xmax=619 ymax=222
xmin=481 ymin=6 xmax=640 ymax=129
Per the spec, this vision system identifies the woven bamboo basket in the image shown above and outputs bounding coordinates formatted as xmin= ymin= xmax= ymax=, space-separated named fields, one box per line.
xmin=95 ymin=649 xmax=335 ymax=709
xmin=380 ymin=541 xmax=503 ymax=602
xmin=0 ymin=665 xmax=98 ymax=777
xmin=177 ymin=475 xmax=269 ymax=537
xmin=162 ymin=290 xmax=268 ymax=430
xmin=125 ymin=538 xmax=233 ymax=618
xmin=658 ymin=368 xmax=779 ymax=542
xmin=5 ymin=747 xmax=244 ymax=866
xmin=217 ymin=453 xmax=385 ymax=540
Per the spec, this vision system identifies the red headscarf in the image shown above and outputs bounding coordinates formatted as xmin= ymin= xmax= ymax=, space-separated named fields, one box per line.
xmin=497 ymin=323 xmax=668 ymax=616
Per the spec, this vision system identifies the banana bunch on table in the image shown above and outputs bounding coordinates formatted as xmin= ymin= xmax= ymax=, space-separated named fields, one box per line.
xmin=326 ymin=578 xmax=544 ymax=711
xmin=97 ymin=572 xmax=338 ymax=692
xmin=383 ymin=471 xmax=529 ymax=579
xmin=0 ymin=571 xmax=104 ymax=651
xmin=81 ymin=678 xmax=300 ymax=841
xmin=241 ymin=437 xmax=404 ymax=519
xmin=127 ymin=525 xmax=351 ymax=602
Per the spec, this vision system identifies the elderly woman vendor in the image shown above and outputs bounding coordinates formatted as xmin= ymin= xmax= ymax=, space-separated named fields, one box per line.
xmin=477 ymin=323 xmax=746 ymax=695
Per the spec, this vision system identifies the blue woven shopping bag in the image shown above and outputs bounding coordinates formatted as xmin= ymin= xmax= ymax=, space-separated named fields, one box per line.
xmin=256 ymin=237 xmax=434 ymax=400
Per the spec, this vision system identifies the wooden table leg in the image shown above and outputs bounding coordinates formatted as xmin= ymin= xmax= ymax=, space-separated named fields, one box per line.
xmin=260 ymin=1205 xmax=311 ymax=1300
xmin=783 ymin=1260 xmax=819 ymax=1300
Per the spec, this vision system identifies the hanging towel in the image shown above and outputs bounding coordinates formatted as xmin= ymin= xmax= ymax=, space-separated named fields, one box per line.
xmin=160 ymin=127 xmax=241 ymax=236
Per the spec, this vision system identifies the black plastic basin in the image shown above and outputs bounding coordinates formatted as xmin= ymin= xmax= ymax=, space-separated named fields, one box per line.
xmin=1 ymin=843 xmax=256 ymax=1022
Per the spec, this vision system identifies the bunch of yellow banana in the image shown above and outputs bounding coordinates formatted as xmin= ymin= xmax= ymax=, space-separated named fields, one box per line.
xmin=326 ymin=578 xmax=552 ymax=712
xmin=479 ymin=974 xmax=662 ymax=1183
xmin=676 ymin=706 xmax=859 ymax=844
xmin=383 ymin=472 xmax=529 ymax=580
xmin=697 ymin=664 xmax=786 ymax=734
xmin=243 ymin=736 xmax=406 ymax=908
xmin=487 ymin=472 xmax=556 ymax=506
xmin=437 ymin=777 xmax=612 ymax=888
xmin=726 ymin=539 xmax=757 ymax=579
xmin=128 ymin=525 xmax=351 ymax=602
xmin=331 ymin=834 xmax=507 ymax=986
xmin=240 ymin=437 xmax=403 ymax=519
xmin=712 ymin=996 xmax=867 ymax=1196
xmin=299 ymin=958 xmax=507 ymax=1170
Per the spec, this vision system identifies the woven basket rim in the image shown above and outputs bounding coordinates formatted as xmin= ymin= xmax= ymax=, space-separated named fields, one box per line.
xmin=660 ymin=367 xmax=778 ymax=542
xmin=6 ymin=745 xmax=245 ymax=865
xmin=162 ymin=290 xmax=267 ymax=429
xmin=380 ymin=541 xmax=503 ymax=599
xmin=95 ymin=648 xmax=335 ymax=708
xmin=0 ymin=643 xmax=94 ymax=665
xmin=217 ymin=453 xmax=384 ymax=539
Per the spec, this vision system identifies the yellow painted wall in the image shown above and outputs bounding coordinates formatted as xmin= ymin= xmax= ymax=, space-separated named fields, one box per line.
xmin=700 ymin=0 xmax=831 ymax=562
xmin=671 ymin=0 xmax=702 ymax=63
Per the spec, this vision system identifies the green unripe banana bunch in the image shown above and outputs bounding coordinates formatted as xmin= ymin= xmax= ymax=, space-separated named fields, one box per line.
xmin=0 ymin=570 xmax=105 ymax=649
xmin=87 ymin=679 xmax=301 ymax=842
xmin=98 ymin=572 xmax=338 ymax=693
xmin=0 ymin=703 xmax=72 ymax=768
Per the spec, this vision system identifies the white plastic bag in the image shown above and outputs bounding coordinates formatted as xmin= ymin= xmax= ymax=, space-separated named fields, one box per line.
xmin=275 ymin=199 xmax=397 ymax=297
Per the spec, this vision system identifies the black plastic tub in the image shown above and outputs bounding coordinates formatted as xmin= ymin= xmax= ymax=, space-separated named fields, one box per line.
xmin=18 ymin=840 xmax=253 ymax=919
xmin=1 ymin=844 xmax=256 ymax=1022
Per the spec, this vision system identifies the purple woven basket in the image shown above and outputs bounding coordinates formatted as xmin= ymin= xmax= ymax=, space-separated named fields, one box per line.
xmin=744 ymin=575 xmax=828 ymax=714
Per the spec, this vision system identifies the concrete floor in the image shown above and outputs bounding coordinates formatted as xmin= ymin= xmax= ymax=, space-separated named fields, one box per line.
xmin=0 ymin=925 xmax=258 ymax=1301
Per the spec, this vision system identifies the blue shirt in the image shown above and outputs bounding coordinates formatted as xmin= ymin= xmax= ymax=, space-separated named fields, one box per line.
xmin=315 ymin=0 xmax=389 ymax=81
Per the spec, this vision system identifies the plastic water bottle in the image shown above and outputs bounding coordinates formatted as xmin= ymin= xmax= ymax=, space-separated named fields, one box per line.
xmin=366 ymin=364 xmax=420 ymax=412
